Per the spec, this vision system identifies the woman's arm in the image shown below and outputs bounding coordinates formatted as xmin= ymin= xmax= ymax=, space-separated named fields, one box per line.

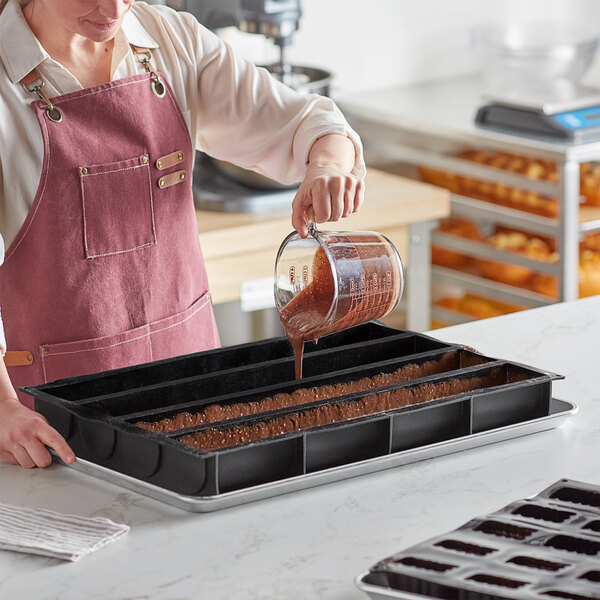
xmin=292 ymin=133 xmax=365 ymax=237
xmin=149 ymin=7 xmax=366 ymax=184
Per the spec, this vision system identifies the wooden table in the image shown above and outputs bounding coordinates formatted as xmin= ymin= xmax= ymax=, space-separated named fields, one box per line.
xmin=196 ymin=168 xmax=450 ymax=330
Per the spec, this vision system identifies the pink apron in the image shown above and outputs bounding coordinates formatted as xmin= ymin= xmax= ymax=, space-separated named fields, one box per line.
xmin=0 ymin=49 xmax=220 ymax=408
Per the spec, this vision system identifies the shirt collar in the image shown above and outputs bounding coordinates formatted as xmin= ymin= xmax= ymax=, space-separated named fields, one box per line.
xmin=0 ymin=0 xmax=160 ymax=85
xmin=121 ymin=7 xmax=160 ymax=51
xmin=0 ymin=0 xmax=48 ymax=84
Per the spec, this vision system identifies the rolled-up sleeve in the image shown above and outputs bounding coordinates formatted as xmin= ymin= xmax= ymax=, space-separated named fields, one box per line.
xmin=181 ymin=13 xmax=365 ymax=184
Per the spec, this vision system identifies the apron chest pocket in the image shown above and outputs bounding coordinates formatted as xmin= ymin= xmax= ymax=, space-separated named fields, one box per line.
xmin=79 ymin=154 xmax=156 ymax=258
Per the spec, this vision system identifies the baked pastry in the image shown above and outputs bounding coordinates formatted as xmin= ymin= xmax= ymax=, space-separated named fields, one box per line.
xmin=581 ymin=231 xmax=600 ymax=253
xmin=478 ymin=232 xmax=557 ymax=286
xmin=434 ymin=293 xmax=524 ymax=320
xmin=581 ymin=163 xmax=600 ymax=206
xmin=431 ymin=217 xmax=484 ymax=269
xmin=533 ymin=250 xmax=600 ymax=298
xmin=579 ymin=250 xmax=600 ymax=297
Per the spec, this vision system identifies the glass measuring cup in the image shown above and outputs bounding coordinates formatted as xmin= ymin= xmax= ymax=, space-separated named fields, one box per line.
xmin=274 ymin=220 xmax=404 ymax=377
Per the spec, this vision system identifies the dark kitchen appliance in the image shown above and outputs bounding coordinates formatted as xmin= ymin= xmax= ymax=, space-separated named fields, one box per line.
xmin=357 ymin=478 xmax=600 ymax=600
xmin=167 ymin=0 xmax=302 ymax=80
xmin=22 ymin=323 xmax=574 ymax=511
xmin=167 ymin=0 xmax=333 ymax=212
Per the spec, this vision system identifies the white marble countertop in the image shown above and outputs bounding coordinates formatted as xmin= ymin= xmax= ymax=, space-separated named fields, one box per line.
xmin=1 ymin=297 xmax=599 ymax=600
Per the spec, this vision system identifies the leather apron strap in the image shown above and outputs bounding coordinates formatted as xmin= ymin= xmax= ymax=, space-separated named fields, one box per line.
xmin=4 ymin=351 xmax=34 ymax=367
xmin=20 ymin=45 xmax=165 ymax=112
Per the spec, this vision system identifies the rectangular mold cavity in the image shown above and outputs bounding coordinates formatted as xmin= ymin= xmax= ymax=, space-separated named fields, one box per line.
xmin=467 ymin=573 xmax=528 ymax=589
xmin=550 ymin=486 xmax=600 ymax=510
xmin=38 ymin=322 xmax=405 ymax=401
xmin=125 ymin=347 xmax=486 ymax=428
xmin=583 ymin=521 xmax=600 ymax=533
xmin=81 ymin=339 xmax=467 ymax=420
xmin=507 ymin=555 xmax=569 ymax=572
xmin=474 ymin=520 xmax=537 ymax=540
xmin=390 ymin=556 xmax=457 ymax=573
xmin=512 ymin=503 xmax=576 ymax=524
xmin=544 ymin=535 xmax=600 ymax=556
xmin=434 ymin=539 xmax=497 ymax=556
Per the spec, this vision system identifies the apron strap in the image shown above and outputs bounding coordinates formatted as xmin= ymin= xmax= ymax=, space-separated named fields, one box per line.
xmin=21 ymin=69 xmax=42 ymax=88
xmin=19 ymin=43 xmax=165 ymax=118
xmin=4 ymin=351 xmax=34 ymax=367
xmin=20 ymin=68 xmax=63 ymax=123
xmin=130 ymin=45 xmax=166 ymax=98
xmin=130 ymin=45 xmax=151 ymax=57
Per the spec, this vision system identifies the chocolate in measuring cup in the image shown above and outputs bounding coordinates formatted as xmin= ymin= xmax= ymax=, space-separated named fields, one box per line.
xmin=275 ymin=222 xmax=404 ymax=378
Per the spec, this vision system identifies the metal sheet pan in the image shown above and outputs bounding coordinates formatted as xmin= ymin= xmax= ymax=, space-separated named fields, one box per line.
xmin=355 ymin=574 xmax=427 ymax=600
xmin=56 ymin=398 xmax=576 ymax=513
xmin=354 ymin=475 xmax=600 ymax=600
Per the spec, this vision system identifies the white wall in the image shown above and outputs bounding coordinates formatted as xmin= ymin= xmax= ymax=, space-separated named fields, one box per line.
xmin=218 ymin=0 xmax=600 ymax=96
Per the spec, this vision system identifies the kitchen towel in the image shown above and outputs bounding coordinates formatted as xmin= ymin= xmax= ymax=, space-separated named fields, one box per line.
xmin=0 ymin=502 xmax=130 ymax=561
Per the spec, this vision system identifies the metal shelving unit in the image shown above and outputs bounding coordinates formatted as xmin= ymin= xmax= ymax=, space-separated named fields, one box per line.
xmin=339 ymin=76 xmax=600 ymax=327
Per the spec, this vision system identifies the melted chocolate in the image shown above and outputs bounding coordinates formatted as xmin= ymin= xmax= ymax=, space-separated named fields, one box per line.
xmin=279 ymin=233 xmax=401 ymax=378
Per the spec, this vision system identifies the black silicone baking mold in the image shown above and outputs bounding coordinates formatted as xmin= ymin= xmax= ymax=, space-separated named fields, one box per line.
xmin=22 ymin=322 xmax=562 ymax=497
xmin=360 ymin=479 xmax=600 ymax=600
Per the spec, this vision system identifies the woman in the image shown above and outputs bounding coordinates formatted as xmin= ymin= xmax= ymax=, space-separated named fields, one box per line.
xmin=0 ymin=0 xmax=365 ymax=468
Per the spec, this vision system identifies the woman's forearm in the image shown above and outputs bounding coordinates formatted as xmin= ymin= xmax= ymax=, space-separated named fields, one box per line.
xmin=307 ymin=133 xmax=356 ymax=173
xmin=0 ymin=357 xmax=19 ymax=406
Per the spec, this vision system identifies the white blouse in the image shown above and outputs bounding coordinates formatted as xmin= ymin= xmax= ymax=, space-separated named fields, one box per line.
xmin=0 ymin=0 xmax=365 ymax=353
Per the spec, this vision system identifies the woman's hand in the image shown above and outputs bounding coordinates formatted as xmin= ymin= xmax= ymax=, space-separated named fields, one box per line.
xmin=292 ymin=134 xmax=365 ymax=238
xmin=0 ymin=397 xmax=75 ymax=468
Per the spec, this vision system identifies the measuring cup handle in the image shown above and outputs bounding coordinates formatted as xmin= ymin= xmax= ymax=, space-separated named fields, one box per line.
xmin=305 ymin=206 xmax=317 ymax=235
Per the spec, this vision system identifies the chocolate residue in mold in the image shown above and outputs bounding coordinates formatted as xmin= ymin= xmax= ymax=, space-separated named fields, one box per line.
xmin=136 ymin=352 xmax=483 ymax=434
xmin=179 ymin=369 xmax=504 ymax=451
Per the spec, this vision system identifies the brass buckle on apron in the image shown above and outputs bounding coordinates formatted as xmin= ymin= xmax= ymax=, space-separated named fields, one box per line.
xmin=133 ymin=48 xmax=166 ymax=99
xmin=22 ymin=75 xmax=63 ymax=123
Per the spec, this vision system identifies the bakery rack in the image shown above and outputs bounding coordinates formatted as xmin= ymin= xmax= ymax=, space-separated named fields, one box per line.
xmin=339 ymin=76 xmax=600 ymax=327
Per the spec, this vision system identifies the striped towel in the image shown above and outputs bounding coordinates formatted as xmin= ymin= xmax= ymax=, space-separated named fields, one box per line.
xmin=0 ymin=503 xmax=130 ymax=561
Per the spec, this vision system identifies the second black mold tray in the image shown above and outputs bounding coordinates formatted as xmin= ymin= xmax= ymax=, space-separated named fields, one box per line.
xmin=357 ymin=479 xmax=600 ymax=600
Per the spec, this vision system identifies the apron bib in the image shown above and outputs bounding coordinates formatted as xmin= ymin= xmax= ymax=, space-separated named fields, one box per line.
xmin=0 ymin=56 xmax=219 ymax=408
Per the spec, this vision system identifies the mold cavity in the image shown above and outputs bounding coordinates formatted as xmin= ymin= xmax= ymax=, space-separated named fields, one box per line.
xmin=545 ymin=535 xmax=600 ymax=556
xmin=507 ymin=556 xmax=568 ymax=572
xmin=393 ymin=556 xmax=456 ymax=573
xmin=513 ymin=504 xmax=575 ymax=523
xmin=467 ymin=573 xmax=527 ymax=589
xmin=579 ymin=570 xmax=600 ymax=583
xmin=474 ymin=520 xmax=536 ymax=540
xmin=550 ymin=487 xmax=600 ymax=509
xmin=544 ymin=591 xmax=598 ymax=600
xmin=434 ymin=539 xmax=496 ymax=556
xmin=583 ymin=520 xmax=600 ymax=533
